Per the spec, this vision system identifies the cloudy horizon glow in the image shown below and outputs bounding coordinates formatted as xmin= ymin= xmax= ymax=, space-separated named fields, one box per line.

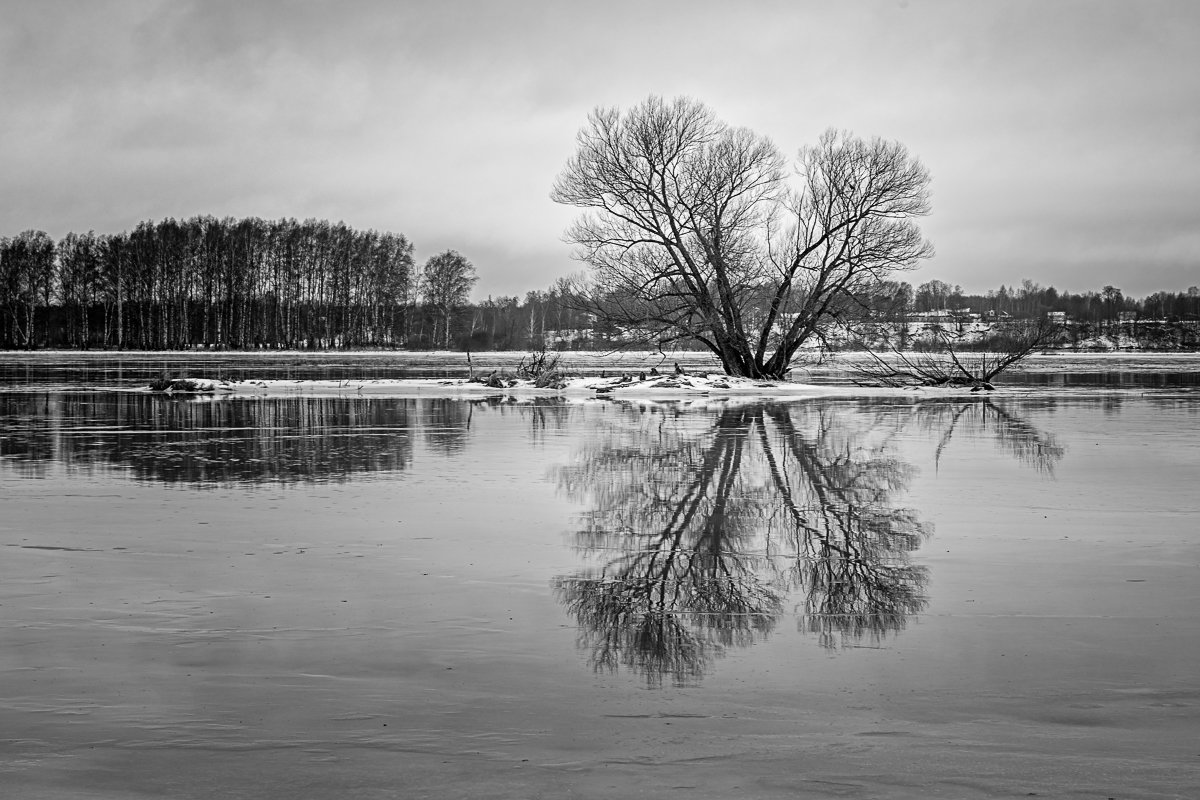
xmin=2 ymin=0 xmax=1197 ymax=300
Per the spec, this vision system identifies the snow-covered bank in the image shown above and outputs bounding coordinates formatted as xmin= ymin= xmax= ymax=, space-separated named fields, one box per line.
xmin=143 ymin=372 xmax=989 ymax=401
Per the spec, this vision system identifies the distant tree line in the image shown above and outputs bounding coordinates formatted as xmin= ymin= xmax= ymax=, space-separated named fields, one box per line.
xmin=2 ymin=217 xmax=1197 ymax=352
xmin=0 ymin=216 xmax=597 ymax=352
xmin=909 ymin=278 xmax=1200 ymax=323
xmin=1 ymin=218 xmax=423 ymax=350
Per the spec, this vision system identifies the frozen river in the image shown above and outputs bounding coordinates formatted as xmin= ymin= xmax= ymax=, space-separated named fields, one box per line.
xmin=1 ymin=355 xmax=1198 ymax=798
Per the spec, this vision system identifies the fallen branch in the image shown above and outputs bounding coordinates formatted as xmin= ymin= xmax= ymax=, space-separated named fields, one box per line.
xmin=853 ymin=317 xmax=1065 ymax=389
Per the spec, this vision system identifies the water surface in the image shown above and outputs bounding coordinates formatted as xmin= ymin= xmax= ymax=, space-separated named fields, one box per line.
xmin=2 ymin=362 xmax=1198 ymax=798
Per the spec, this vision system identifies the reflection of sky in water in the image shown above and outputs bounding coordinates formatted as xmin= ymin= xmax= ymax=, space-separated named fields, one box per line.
xmin=3 ymin=378 xmax=1198 ymax=798
xmin=3 ymin=388 xmax=1198 ymax=691
xmin=3 ymin=388 xmax=1070 ymax=684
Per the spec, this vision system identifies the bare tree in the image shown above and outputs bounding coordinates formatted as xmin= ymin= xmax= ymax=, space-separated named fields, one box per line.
xmin=1 ymin=230 xmax=56 ymax=347
xmin=419 ymin=249 xmax=477 ymax=348
xmin=551 ymin=95 xmax=933 ymax=378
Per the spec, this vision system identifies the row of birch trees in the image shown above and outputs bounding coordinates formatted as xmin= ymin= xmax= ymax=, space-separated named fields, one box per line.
xmin=1 ymin=213 xmax=606 ymax=351
xmin=1 ymin=217 xmax=421 ymax=350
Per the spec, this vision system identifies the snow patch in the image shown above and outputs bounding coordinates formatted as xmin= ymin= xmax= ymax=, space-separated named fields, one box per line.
xmin=144 ymin=372 xmax=981 ymax=401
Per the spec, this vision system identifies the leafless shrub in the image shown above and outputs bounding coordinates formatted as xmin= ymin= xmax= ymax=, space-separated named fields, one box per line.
xmin=853 ymin=317 xmax=1065 ymax=389
xmin=149 ymin=374 xmax=211 ymax=392
xmin=517 ymin=343 xmax=563 ymax=380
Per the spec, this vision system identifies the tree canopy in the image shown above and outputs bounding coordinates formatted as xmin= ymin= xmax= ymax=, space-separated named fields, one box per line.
xmin=552 ymin=95 xmax=933 ymax=378
xmin=420 ymin=249 xmax=477 ymax=348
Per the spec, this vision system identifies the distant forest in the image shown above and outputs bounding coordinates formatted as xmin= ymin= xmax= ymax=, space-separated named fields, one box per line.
xmin=2 ymin=217 xmax=1198 ymax=351
xmin=904 ymin=278 xmax=1200 ymax=325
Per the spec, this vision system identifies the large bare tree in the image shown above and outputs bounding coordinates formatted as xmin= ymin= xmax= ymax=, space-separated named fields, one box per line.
xmin=551 ymin=96 xmax=933 ymax=378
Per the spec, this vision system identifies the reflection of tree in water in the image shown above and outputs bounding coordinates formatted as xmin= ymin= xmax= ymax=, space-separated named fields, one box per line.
xmin=0 ymin=393 xmax=423 ymax=484
xmin=424 ymin=396 xmax=577 ymax=453
xmin=756 ymin=404 xmax=929 ymax=651
xmin=554 ymin=397 xmax=1065 ymax=684
xmin=421 ymin=398 xmax=472 ymax=456
xmin=556 ymin=405 xmax=783 ymax=685
xmin=921 ymin=399 xmax=1065 ymax=474
xmin=1 ymin=392 xmax=588 ymax=483
xmin=0 ymin=393 xmax=57 ymax=476
xmin=464 ymin=395 xmax=576 ymax=444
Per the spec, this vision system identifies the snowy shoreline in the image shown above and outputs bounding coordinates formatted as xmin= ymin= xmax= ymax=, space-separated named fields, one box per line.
xmin=142 ymin=372 xmax=1003 ymax=401
xmin=4 ymin=349 xmax=1196 ymax=398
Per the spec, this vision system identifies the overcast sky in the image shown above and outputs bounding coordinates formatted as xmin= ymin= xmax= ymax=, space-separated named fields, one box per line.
xmin=2 ymin=0 xmax=1197 ymax=299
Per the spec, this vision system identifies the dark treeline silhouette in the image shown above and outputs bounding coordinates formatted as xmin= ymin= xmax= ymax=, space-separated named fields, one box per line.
xmin=0 ymin=219 xmax=595 ymax=352
xmin=4 ymin=220 xmax=1197 ymax=351
xmin=1 ymin=218 xmax=417 ymax=350
xmin=462 ymin=284 xmax=594 ymax=352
